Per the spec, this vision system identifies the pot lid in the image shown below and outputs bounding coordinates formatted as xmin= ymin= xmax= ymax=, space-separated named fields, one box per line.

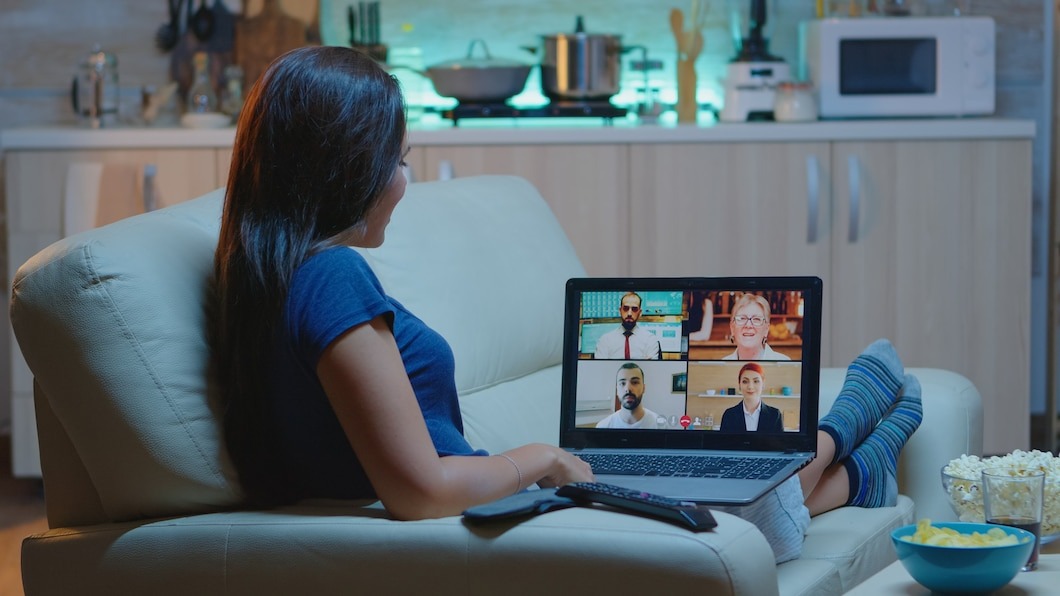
xmin=539 ymin=15 xmax=620 ymax=39
xmin=429 ymin=39 xmax=529 ymax=70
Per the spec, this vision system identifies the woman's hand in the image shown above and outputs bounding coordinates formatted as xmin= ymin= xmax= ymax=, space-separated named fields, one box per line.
xmin=318 ymin=317 xmax=594 ymax=519
xmin=534 ymin=445 xmax=595 ymax=488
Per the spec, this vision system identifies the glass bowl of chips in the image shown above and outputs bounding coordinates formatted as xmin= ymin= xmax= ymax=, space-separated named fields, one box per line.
xmin=892 ymin=520 xmax=1034 ymax=594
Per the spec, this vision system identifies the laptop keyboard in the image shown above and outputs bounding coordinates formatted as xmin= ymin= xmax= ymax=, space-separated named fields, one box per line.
xmin=576 ymin=453 xmax=791 ymax=480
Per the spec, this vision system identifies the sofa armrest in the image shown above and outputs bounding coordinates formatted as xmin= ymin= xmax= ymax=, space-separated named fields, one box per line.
xmin=819 ymin=367 xmax=983 ymax=522
xmin=897 ymin=368 xmax=983 ymax=521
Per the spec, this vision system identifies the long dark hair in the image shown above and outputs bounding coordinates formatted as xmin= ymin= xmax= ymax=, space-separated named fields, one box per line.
xmin=212 ymin=46 xmax=406 ymax=505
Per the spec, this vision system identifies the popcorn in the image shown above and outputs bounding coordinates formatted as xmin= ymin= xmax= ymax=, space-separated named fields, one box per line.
xmin=942 ymin=450 xmax=1060 ymax=535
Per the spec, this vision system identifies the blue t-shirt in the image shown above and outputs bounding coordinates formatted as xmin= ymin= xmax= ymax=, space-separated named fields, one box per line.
xmin=268 ymin=246 xmax=484 ymax=499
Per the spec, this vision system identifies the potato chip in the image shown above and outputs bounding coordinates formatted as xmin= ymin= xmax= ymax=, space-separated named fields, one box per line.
xmin=900 ymin=519 xmax=1021 ymax=547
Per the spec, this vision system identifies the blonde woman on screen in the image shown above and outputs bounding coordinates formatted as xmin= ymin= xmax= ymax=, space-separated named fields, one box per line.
xmin=723 ymin=294 xmax=790 ymax=361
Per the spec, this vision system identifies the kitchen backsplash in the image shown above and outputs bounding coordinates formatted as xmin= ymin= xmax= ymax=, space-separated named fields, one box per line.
xmin=315 ymin=0 xmax=822 ymax=110
xmin=0 ymin=0 xmax=1049 ymax=127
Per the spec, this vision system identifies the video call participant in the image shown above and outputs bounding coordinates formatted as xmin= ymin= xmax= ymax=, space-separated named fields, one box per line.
xmin=593 ymin=292 xmax=661 ymax=360
xmin=724 ymin=293 xmax=791 ymax=361
xmin=720 ymin=362 xmax=784 ymax=433
xmin=596 ymin=363 xmax=659 ymax=429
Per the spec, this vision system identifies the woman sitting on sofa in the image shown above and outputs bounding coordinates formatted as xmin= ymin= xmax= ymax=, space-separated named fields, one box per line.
xmin=211 ymin=46 xmax=922 ymax=563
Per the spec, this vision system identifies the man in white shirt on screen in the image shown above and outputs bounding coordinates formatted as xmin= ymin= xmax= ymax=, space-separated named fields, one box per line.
xmin=596 ymin=363 xmax=659 ymax=429
xmin=593 ymin=292 xmax=661 ymax=360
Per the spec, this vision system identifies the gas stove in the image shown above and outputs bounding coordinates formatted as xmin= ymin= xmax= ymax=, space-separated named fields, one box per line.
xmin=440 ymin=101 xmax=628 ymax=125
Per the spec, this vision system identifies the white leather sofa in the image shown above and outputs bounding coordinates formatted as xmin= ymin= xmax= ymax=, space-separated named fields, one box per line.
xmin=10 ymin=175 xmax=982 ymax=595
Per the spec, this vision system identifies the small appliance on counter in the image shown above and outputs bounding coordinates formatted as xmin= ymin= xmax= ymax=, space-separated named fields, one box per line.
xmin=799 ymin=16 xmax=995 ymax=118
xmin=71 ymin=44 xmax=120 ymax=128
xmin=719 ymin=0 xmax=791 ymax=122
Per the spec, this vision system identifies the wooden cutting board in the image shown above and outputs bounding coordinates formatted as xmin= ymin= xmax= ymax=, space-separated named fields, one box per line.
xmin=235 ymin=0 xmax=311 ymax=89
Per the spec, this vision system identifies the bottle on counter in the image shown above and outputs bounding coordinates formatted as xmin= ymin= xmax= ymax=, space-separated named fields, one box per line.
xmin=186 ymin=52 xmax=218 ymax=114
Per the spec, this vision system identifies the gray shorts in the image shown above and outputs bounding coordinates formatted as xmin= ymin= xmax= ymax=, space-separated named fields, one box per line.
xmin=712 ymin=475 xmax=810 ymax=563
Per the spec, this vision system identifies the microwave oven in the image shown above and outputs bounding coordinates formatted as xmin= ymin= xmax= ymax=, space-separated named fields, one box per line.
xmin=798 ymin=17 xmax=995 ymax=118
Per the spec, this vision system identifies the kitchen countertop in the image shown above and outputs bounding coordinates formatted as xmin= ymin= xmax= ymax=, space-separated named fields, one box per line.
xmin=0 ymin=116 xmax=1036 ymax=150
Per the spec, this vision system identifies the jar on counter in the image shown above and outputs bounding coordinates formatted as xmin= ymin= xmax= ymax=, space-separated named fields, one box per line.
xmin=773 ymin=82 xmax=818 ymax=122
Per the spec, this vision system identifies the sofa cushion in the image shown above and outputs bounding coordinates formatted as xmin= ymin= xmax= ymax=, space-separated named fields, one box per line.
xmin=11 ymin=189 xmax=239 ymax=523
xmin=21 ymin=504 xmax=787 ymax=596
xmin=799 ymin=495 xmax=915 ymax=591
xmin=358 ymin=175 xmax=586 ymax=395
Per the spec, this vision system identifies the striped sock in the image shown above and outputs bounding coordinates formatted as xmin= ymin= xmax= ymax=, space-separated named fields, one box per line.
xmin=844 ymin=374 xmax=923 ymax=508
xmin=819 ymin=339 xmax=905 ymax=464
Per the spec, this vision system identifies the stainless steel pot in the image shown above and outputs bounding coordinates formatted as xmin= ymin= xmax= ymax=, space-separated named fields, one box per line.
xmin=420 ymin=39 xmax=531 ymax=104
xmin=532 ymin=16 xmax=623 ymax=101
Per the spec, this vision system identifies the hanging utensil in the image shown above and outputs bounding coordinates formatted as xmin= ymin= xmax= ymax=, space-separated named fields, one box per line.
xmin=191 ymin=0 xmax=215 ymax=41
xmin=206 ymin=0 xmax=235 ymax=53
xmin=155 ymin=0 xmax=182 ymax=51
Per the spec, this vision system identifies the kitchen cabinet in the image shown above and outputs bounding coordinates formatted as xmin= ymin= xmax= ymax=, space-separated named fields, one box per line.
xmin=418 ymin=144 xmax=629 ymax=277
xmin=629 ymin=139 xmax=1031 ymax=455
xmin=4 ymin=146 xmax=226 ymax=476
xmin=829 ymin=140 xmax=1031 ymax=456
xmin=628 ymin=141 xmax=834 ymax=356
xmin=1 ymin=120 xmax=1034 ymax=474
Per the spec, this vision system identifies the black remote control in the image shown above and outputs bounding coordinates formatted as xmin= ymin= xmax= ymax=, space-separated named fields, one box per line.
xmin=555 ymin=482 xmax=718 ymax=531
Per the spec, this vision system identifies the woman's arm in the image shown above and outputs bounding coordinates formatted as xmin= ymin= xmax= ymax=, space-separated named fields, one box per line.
xmin=317 ymin=315 xmax=593 ymax=520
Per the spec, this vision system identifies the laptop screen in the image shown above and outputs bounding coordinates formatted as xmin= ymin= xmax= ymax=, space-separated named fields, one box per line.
xmin=560 ymin=277 xmax=823 ymax=454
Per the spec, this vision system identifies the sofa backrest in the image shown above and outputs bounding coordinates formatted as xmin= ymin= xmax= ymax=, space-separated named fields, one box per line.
xmin=10 ymin=175 xmax=584 ymax=527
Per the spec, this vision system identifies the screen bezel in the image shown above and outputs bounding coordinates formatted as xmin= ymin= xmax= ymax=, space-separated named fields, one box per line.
xmin=559 ymin=276 xmax=823 ymax=454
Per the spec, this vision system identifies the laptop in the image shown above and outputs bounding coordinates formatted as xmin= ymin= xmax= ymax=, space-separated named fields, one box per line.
xmin=559 ymin=276 xmax=823 ymax=505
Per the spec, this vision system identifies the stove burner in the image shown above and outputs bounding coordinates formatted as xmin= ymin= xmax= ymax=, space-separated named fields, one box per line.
xmin=442 ymin=101 xmax=628 ymax=125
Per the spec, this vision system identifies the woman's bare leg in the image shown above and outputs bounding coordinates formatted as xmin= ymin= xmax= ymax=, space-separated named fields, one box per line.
xmin=797 ymin=430 xmax=850 ymax=516
xmin=804 ymin=463 xmax=851 ymax=516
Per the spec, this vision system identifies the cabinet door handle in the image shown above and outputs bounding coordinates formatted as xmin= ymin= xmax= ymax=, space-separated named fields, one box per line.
xmin=805 ymin=154 xmax=819 ymax=244
xmin=438 ymin=160 xmax=454 ymax=181
xmin=846 ymin=154 xmax=861 ymax=243
xmin=143 ymin=163 xmax=158 ymax=212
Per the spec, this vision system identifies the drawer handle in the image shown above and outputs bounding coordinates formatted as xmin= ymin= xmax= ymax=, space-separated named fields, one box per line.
xmin=438 ymin=160 xmax=454 ymax=181
xmin=143 ymin=163 xmax=158 ymax=212
xmin=847 ymin=154 xmax=860 ymax=244
xmin=805 ymin=154 xmax=819 ymax=244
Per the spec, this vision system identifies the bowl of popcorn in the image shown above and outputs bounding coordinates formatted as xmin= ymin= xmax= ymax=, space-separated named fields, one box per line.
xmin=892 ymin=520 xmax=1035 ymax=594
xmin=941 ymin=450 xmax=1060 ymax=539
